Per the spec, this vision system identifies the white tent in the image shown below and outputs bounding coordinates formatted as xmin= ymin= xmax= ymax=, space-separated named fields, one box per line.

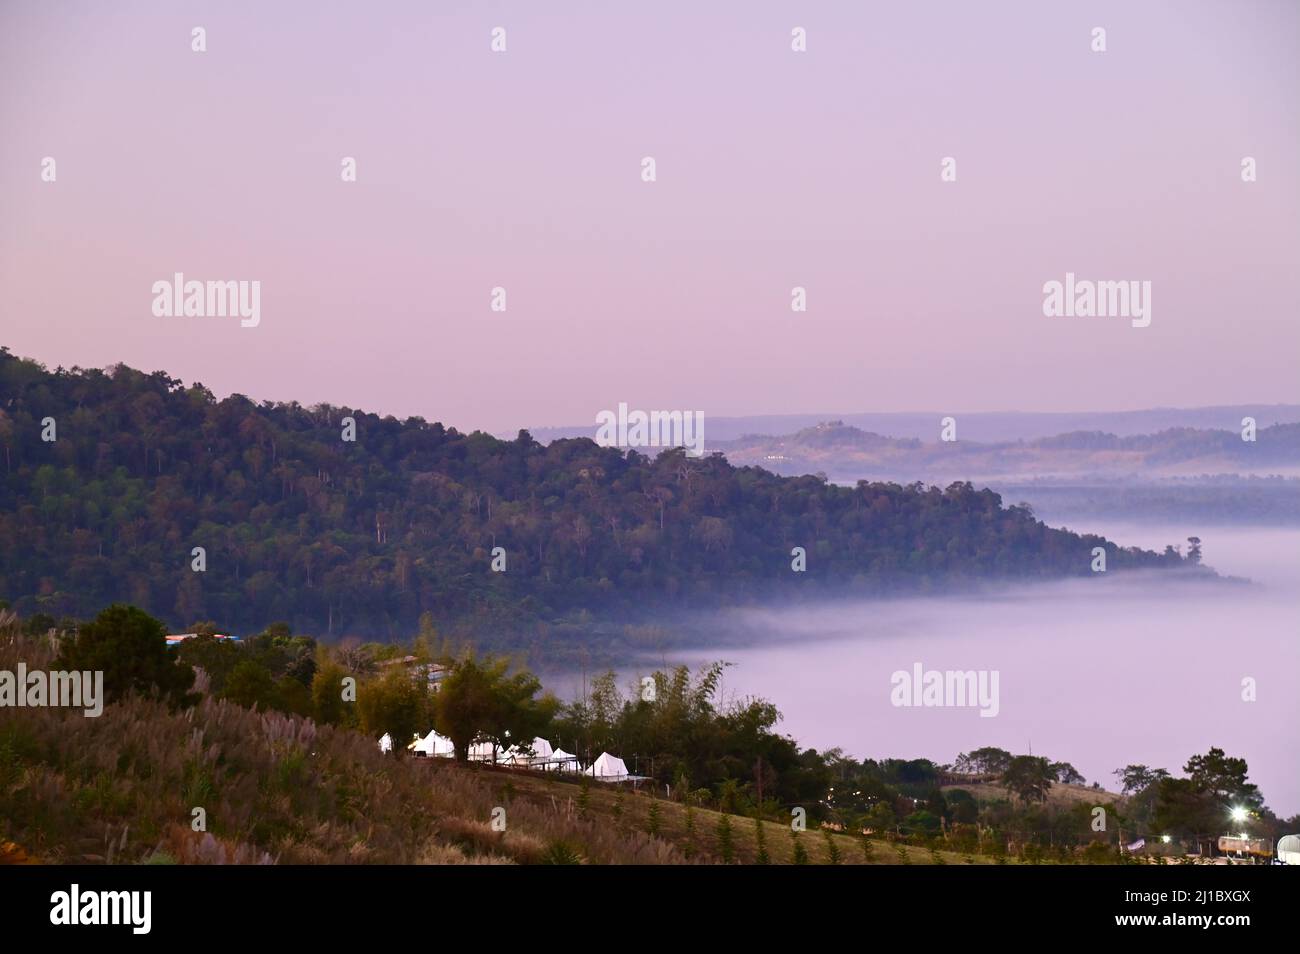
xmin=585 ymin=752 xmax=629 ymax=780
xmin=528 ymin=737 xmax=554 ymax=761
xmin=378 ymin=733 xmax=393 ymax=754
xmin=496 ymin=738 xmax=556 ymax=768
xmin=546 ymin=748 xmax=581 ymax=772
xmin=1277 ymin=834 xmax=1300 ymax=865
xmin=411 ymin=729 xmax=455 ymax=758
xmin=467 ymin=740 xmax=498 ymax=763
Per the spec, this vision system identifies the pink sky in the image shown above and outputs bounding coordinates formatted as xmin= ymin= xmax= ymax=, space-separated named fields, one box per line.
xmin=1 ymin=0 xmax=1296 ymax=434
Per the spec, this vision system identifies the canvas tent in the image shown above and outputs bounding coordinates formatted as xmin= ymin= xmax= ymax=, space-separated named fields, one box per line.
xmin=1276 ymin=834 xmax=1300 ymax=865
xmin=467 ymin=740 xmax=498 ymax=763
xmin=378 ymin=733 xmax=393 ymax=754
xmin=585 ymin=752 xmax=629 ymax=780
xmin=546 ymin=748 xmax=581 ymax=773
xmin=528 ymin=737 xmax=555 ymax=761
xmin=498 ymin=738 xmax=554 ymax=767
xmin=411 ymin=729 xmax=455 ymax=758
xmin=491 ymin=738 xmax=548 ymax=769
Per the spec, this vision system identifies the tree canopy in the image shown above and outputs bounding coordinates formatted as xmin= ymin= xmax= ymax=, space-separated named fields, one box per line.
xmin=0 ymin=350 xmax=1187 ymax=640
xmin=54 ymin=603 xmax=196 ymax=708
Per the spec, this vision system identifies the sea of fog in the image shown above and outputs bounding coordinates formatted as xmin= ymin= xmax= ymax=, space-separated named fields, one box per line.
xmin=553 ymin=523 xmax=1300 ymax=816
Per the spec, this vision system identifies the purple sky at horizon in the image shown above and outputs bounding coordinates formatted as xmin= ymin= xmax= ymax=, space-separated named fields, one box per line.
xmin=2 ymin=1 xmax=1297 ymax=435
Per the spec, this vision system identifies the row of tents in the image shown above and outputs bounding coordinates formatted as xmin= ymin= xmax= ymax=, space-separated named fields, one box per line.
xmin=378 ymin=730 xmax=633 ymax=781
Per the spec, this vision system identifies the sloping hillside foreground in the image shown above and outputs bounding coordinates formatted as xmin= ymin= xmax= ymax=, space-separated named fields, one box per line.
xmin=1 ymin=633 xmax=991 ymax=866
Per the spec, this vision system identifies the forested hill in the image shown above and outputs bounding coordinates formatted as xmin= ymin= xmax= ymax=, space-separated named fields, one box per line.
xmin=0 ymin=350 xmax=1188 ymax=638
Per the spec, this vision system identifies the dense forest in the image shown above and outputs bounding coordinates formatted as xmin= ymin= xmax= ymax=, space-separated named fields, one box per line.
xmin=0 ymin=349 xmax=1190 ymax=640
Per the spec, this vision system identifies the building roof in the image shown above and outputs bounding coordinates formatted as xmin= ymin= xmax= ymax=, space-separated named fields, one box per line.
xmin=166 ymin=633 xmax=242 ymax=646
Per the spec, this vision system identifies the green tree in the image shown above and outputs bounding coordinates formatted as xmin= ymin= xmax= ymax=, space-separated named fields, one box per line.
xmin=174 ymin=633 xmax=242 ymax=694
xmin=860 ymin=834 xmax=875 ymax=862
xmin=962 ymin=746 xmax=1013 ymax=775
xmin=1049 ymin=761 xmax=1085 ymax=785
xmin=222 ymin=659 xmax=278 ymax=710
xmin=1151 ymin=777 xmax=1219 ymax=850
xmin=823 ymin=829 xmax=841 ymax=864
xmin=358 ymin=666 xmax=430 ymax=755
xmin=946 ymin=788 xmax=979 ymax=825
xmin=434 ymin=653 xmax=556 ymax=761
xmin=1152 ymin=748 xmax=1263 ymax=853
xmin=274 ymin=674 xmax=312 ymax=716
xmin=1113 ymin=764 xmax=1169 ymax=795
xmin=54 ymin=603 xmax=195 ymax=708
xmin=790 ymin=830 xmax=809 ymax=865
xmin=1184 ymin=747 xmax=1261 ymax=808
xmin=754 ymin=818 xmax=770 ymax=865
xmin=715 ymin=814 xmax=734 ymax=863
xmin=1003 ymin=755 xmax=1053 ymax=805
xmin=310 ymin=660 xmax=351 ymax=726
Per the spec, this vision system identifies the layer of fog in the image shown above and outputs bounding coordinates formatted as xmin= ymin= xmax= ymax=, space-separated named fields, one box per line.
xmin=567 ymin=524 xmax=1299 ymax=816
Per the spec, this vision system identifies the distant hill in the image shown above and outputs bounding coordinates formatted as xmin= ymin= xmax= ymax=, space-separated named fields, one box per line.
xmin=714 ymin=421 xmax=1300 ymax=485
xmin=526 ymin=406 xmax=1300 ymax=446
xmin=0 ymin=349 xmax=1190 ymax=639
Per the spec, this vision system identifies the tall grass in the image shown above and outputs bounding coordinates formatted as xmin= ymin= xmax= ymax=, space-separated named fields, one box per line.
xmin=0 ymin=632 xmax=681 ymax=864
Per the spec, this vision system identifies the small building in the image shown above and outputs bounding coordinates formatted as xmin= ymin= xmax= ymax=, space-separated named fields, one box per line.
xmin=1217 ymin=835 xmax=1271 ymax=858
xmin=166 ymin=633 xmax=242 ymax=648
xmin=377 ymin=655 xmax=449 ymax=691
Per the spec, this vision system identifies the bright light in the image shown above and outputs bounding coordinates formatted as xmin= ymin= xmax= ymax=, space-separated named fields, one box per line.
xmin=1161 ymin=835 xmax=1171 ymax=844
xmin=1229 ymin=806 xmax=1248 ymax=823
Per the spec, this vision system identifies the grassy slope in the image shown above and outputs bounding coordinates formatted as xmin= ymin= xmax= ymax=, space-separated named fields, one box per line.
xmin=0 ymin=657 xmax=990 ymax=865
xmin=1 ymin=636 xmax=1106 ymax=866
xmin=495 ymin=770 xmax=1003 ymax=865
xmin=944 ymin=781 xmax=1124 ymax=809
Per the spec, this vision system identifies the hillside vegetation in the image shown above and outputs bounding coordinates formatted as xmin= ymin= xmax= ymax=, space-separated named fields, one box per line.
xmin=4 ymin=607 xmax=1285 ymax=866
xmin=0 ymin=350 xmax=1186 ymax=639
xmin=0 ymin=625 xmax=985 ymax=866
